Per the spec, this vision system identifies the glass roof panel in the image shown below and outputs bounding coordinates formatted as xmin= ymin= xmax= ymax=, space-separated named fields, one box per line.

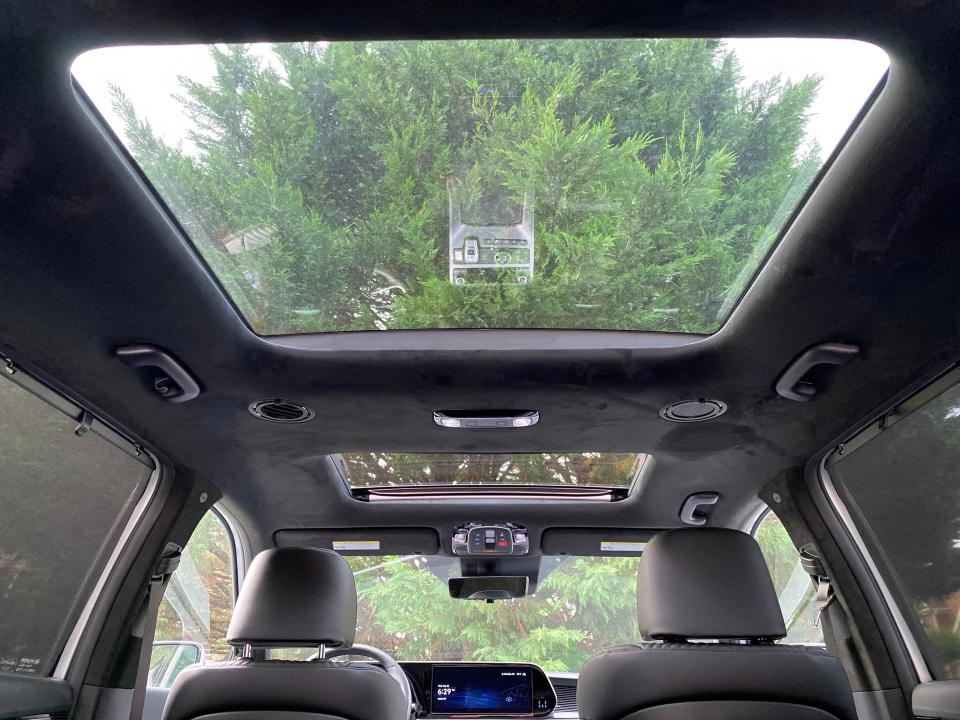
xmin=339 ymin=452 xmax=645 ymax=488
xmin=73 ymin=39 xmax=888 ymax=335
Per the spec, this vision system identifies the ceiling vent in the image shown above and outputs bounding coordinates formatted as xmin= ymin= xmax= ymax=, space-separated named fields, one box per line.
xmin=248 ymin=399 xmax=315 ymax=423
xmin=659 ymin=399 xmax=727 ymax=423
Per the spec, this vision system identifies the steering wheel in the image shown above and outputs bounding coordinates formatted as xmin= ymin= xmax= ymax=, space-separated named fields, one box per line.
xmin=324 ymin=644 xmax=415 ymax=718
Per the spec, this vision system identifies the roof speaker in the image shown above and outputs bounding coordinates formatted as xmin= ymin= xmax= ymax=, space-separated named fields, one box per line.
xmin=659 ymin=399 xmax=727 ymax=423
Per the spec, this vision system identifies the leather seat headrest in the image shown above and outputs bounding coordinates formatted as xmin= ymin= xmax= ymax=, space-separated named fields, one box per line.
xmin=226 ymin=547 xmax=357 ymax=648
xmin=637 ymin=528 xmax=787 ymax=641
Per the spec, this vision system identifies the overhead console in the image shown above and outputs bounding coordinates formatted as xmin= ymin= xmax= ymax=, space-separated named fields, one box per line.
xmin=452 ymin=523 xmax=529 ymax=556
xmin=402 ymin=662 xmax=556 ymax=717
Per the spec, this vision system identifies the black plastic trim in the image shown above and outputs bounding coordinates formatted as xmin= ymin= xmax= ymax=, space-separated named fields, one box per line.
xmin=0 ymin=675 xmax=72 ymax=720
xmin=115 ymin=344 xmax=201 ymax=403
xmin=775 ymin=342 xmax=861 ymax=402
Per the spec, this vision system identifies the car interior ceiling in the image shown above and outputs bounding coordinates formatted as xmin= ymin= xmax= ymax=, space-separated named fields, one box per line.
xmin=3 ymin=1 xmax=960 ymax=720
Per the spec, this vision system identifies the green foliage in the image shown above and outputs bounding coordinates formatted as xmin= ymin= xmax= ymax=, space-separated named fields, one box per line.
xmin=756 ymin=512 xmax=799 ymax=593
xmin=342 ymin=452 xmax=642 ymax=487
xmin=350 ymin=556 xmax=642 ymax=671
xmin=115 ymin=39 xmax=821 ymax=334
xmin=156 ymin=513 xmax=234 ymax=661
xmin=163 ymin=512 xmax=825 ymax=672
xmin=756 ymin=512 xmax=822 ymax=643
xmin=129 ymin=40 xmax=831 ymax=666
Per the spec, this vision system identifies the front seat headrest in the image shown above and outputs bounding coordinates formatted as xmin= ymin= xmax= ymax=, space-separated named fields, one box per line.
xmin=637 ymin=528 xmax=787 ymax=641
xmin=226 ymin=547 xmax=357 ymax=648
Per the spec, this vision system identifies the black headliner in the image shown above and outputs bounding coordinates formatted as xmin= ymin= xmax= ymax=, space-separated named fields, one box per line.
xmin=2 ymin=0 xmax=960 ymax=554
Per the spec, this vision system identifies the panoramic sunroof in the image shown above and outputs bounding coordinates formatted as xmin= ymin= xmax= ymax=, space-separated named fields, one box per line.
xmin=73 ymin=39 xmax=887 ymax=335
xmin=338 ymin=452 xmax=644 ymax=489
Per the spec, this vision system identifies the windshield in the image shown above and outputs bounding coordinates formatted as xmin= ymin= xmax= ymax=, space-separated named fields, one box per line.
xmin=73 ymin=39 xmax=887 ymax=335
xmin=350 ymin=555 xmax=642 ymax=670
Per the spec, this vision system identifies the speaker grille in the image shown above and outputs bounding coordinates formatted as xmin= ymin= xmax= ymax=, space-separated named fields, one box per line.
xmin=248 ymin=399 xmax=315 ymax=423
xmin=659 ymin=398 xmax=727 ymax=423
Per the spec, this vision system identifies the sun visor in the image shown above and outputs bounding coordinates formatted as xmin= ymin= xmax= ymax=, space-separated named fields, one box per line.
xmin=274 ymin=528 xmax=441 ymax=555
xmin=541 ymin=528 xmax=656 ymax=556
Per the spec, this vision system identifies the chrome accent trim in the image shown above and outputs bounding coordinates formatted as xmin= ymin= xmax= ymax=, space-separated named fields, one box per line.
xmin=819 ymin=457 xmax=932 ymax=682
xmin=53 ymin=451 xmax=162 ymax=679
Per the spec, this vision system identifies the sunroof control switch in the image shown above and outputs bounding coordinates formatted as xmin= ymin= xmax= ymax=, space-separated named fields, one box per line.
xmin=452 ymin=522 xmax=529 ymax=556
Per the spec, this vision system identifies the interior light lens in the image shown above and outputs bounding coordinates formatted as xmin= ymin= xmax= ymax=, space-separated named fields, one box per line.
xmin=433 ymin=411 xmax=539 ymax=429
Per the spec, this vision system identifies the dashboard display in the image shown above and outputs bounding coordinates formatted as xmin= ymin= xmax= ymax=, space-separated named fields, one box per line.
xmin=431 ymin=665 xmax=533 ymax=715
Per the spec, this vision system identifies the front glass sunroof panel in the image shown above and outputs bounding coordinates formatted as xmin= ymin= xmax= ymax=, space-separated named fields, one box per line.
xmin=73 ymin=39 xmax=888 ymax=335
xmin=339 ymin=452 xmax=644 ymax=489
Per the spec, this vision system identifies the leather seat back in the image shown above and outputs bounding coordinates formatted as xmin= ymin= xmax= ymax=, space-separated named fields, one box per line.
xmin=577 ymin=529 xmax=857 ymax=720
xmin=162 ymin=548 xmax=407 ymax=720
xmin=163 ymin=659 xmax=406 ymax=720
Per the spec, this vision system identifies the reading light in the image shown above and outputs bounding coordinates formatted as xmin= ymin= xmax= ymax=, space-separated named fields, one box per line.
xmin=433 ymin=411 xmax=539 ymax=429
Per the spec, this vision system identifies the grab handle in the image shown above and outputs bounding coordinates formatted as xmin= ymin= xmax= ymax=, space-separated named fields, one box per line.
xmin=115 ymin=344 xmax=201 ymax=403
xmin=775 ymin=342 xmax=860 ymax=402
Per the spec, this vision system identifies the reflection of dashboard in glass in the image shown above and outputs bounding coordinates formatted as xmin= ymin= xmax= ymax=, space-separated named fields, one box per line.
xmin=431 ymin=665 xmax=533 ymax=715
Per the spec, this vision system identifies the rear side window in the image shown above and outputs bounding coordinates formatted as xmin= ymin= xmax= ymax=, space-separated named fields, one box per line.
xmin=0 ymin=372 xmax=153 ymax=675
xmin=830 ymin=375 xmax=960 ymax=679
xmin=153 ymin=510 xmax=236 ymax=674
xmin=756 ymin=512 xmax=824 ymax=644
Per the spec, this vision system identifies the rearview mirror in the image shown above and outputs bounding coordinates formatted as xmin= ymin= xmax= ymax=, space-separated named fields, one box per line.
xmin=449 ymin=575 xmax=528 ymax=601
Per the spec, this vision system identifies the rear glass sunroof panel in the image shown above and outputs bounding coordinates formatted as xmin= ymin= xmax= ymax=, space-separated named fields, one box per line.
xmin=339 ymin=452 xmax=645 ymax=489
xmin=73 ymin=39 xmax=888 ymax=335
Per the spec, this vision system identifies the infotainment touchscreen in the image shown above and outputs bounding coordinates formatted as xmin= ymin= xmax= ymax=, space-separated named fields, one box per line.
xmin=431 ymin=665 xmax=533 ymax=715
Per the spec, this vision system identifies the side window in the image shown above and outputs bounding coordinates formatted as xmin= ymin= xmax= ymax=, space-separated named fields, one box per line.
xmin=756 ymin=512 xmax=824 ymax=644
xmin=149 ymin=511 xmax=235 ymax=687
xmin=0 ymin=372 xmax=153 ymax=676
xmin=830 ymin=376 xmax=960 ymax=680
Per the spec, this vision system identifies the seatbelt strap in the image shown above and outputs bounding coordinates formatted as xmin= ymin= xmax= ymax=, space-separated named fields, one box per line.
xmin=813 ymin=576 xmax=837 ymax=657
xmin=814 ymin=577 xmax=836 ymax=627
xmin=129 ymin=543 xmax=181 ymax=720
xmin=799 ymin=543 xmax=841 ymax=656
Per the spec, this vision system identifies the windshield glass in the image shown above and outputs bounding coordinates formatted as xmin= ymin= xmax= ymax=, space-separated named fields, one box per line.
xmin=353 ymin=555 xmax=642 ymax=669
xmin=73 ymin=39 xmax=887 ymax=335
xmin=340 ymin=452 xmax=644 ymax=488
